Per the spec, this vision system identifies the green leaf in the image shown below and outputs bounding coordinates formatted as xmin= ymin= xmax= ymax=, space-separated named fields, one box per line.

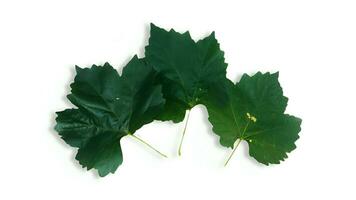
xmin=76 ymin=131 xmax=123 ymax=177
xmin=204 ymin=72 xmax=302 ymax=165
xmin=55 ymin=56 xmax=165 ymax=176
xmin=145 ymin=23 xmax=227 ymax=122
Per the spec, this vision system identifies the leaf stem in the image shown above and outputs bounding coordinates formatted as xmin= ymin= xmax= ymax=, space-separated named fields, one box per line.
xmin=178 ymin=110 xmax=191 ymax=156
xmin=224 ymin=138 xmax=243 ymax=166
xmin=224 ymin=120 xmax=251 ymax=166
xmin=128 ymin=134 xmax=167 ymax=158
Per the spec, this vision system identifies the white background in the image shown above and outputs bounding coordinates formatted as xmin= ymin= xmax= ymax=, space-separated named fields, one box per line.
xmin=1 ymin=0 xmax=355 ymax=199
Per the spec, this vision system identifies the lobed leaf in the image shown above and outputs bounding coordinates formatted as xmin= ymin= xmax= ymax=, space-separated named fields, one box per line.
xmin=55 ymin=56 xmax=165 ymax=176
xmin=204 ymin=72 xmax=302 ymax=164
xmin=145 ymin=23 xmax=228 ymax=122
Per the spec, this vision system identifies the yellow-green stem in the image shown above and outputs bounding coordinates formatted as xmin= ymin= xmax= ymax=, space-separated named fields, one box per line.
xmin=128 ymin=134 xmax=167 ymax=158
xmin=224 ymin=120 xmax=251 ymax=166
xmin=178 ymin=110 xmax=191 ymax=156
xmin=224 ymin=138 xmax=243 ymax=166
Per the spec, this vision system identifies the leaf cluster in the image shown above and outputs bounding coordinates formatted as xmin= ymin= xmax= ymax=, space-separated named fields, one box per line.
xmin=55 ymin=24 xmax=302 ymax=177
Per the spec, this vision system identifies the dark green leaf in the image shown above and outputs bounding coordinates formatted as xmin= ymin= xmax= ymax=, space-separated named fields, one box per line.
xmin=55 ymin=56 xmax=165 ymax=176
xmin=76 ymin=131 xmax=123 ymax=177
xmin=145 ymin=23 xmax=227 ymax=122
xmin=204 ymin=72 xmax=301 ymax=165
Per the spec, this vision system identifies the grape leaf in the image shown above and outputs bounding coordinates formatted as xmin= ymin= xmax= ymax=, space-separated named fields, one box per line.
xmin=55 ymin=56 xmax=165 ymax=176
xmin=204 ymin=72 xmax=302 ymax=165
xmin=145 ymin=23 xmax=228 ymax=122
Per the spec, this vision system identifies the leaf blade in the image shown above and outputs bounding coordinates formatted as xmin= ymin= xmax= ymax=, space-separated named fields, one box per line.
xmin=205 ymin=72 xmax=302 ymax=164
xmin=55 ymin=56 xmax=165 ymax=176
xmin=145 ymin=24 xmax=227 ymax=122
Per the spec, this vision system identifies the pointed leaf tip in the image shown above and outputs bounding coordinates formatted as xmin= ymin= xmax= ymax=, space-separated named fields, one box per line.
xmin=75 ymin=65 xmax=82 ymax=73
xmin=103 ymin=62 xmax=111 ymax=67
